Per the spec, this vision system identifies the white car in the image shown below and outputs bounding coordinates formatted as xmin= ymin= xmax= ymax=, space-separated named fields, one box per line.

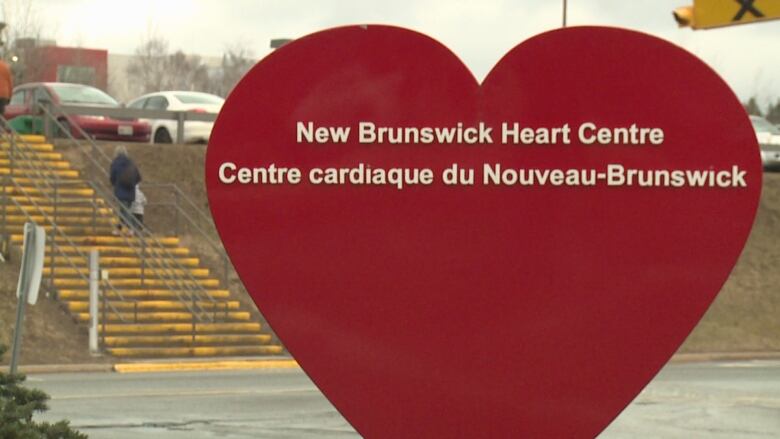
xmin=126 ymin=91 xmax=224 ymax=144
xmin=750 ymin=115 xmax=780 ymax=170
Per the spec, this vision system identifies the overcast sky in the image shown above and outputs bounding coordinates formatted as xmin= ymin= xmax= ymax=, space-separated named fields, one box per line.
xmin=12 ymin=0 xmax=780 ymax=106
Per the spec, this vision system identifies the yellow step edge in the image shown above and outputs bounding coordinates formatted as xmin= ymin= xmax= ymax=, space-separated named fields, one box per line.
xmin=58 ymin=289 xmax=230 ymax=300
xmin=0 ymin=168 xmax=78 ymax=177
xmin=66 ymin=300 xmax=240 ymax=312
xmin=4 ymin=226 xmax=116 ymax=235
xmin=43 ymin=267 xmax=210 ymax=278
xmin=1 ymin=215 xmax=112 ymax=224
xmin=0 ymin=140 xmax=53 ymax=150
xmin=109 ymin=345 xmax=284 ymax=358
xmin=0 ymin=156 xmax=69 ymax=164
xmin=1 ymin=186 xmax=92 ymax=195
xmin=75 ymin=311 xmax=251 ymax=323
xmin=53 ymin=246 xmax=191 ymax=257
xmin=11 ymin=135 xmax=49 ymax=144
xmin=3 ymin=205 xmax=111 ymax=215
xmin=54 ymin=278 xmax=221 ymax=288
xmin=4 ymin=176 xmax=84 ymax=184
xmin=4 ymin=216 xmax=116 ymax=226
xmin=114 ymin=358 xmax=296 ymax=373
xmin=11 ymin=235 xmax=180 ymax=246
xmin=53 ymin=256 xmax=200 ymax=267
xmin=2 ymin=187 xmax=93 ymax=195
xmin=0 ymin=159 xmax=72 ymax=169
xmin=9 ymin=195 xmax=104 ymax=205
xmin=0 ymin=143 xmax=52 ymax=149
xmin=0 ymin=151 xmax=63 ymax=160
xmin=103 ymin=334 xmax=271 ymax=347
xmin=98 ymin=322 xmax=262 ymax=334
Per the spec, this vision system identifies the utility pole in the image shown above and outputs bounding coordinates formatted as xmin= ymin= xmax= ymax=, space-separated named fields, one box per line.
xmin=563 ymin=0 xmax=568 ymax=27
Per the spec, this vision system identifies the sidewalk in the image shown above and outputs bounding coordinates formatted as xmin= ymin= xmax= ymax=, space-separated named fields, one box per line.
xmin=14 ymin=352 xmax=780 ymax=374
xmin=14 ymin=355 xmax=298 ymax=374
xmin=670 ymin=351 xmax=780 ymax=363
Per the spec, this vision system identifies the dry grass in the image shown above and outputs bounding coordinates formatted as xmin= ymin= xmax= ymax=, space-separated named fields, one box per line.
xmin=681 ymin=172 xmax=780 ymax=352
xmin=0 ymin=247 xmax=110 ymax=365
xmin=0 ymin=139 xmax=775 ymax=364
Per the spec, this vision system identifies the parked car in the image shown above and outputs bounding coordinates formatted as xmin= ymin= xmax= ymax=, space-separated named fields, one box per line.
xmin=126 ymin=91 xmax=224 ymax=144
xmin=750 ymin=115 xmax=780 ymax=170
xmin=5 ymin=82 xmax=151 ymax=142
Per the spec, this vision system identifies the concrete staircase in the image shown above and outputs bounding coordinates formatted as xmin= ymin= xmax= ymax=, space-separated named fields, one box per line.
xmin=1 ymin=135 xmax=282 ymax=359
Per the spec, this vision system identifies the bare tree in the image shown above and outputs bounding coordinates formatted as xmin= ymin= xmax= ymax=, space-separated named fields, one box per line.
xmin=744 ymin=96 xmax=763 ymax=116
xmin=163 ymin=50 xmax=209 ymax=91
xmin=766 ymin=99 xmax=780 ymax=124
xmin=126 ymin=32 xmax=255 ymax=98
xmin=1 ymin=0 xmax=44 ymax=49
xmin=211 ymin=43 xmax=255 ymax=97
xmin=1 ymin=0 xmax=50 ymax=85
xmin=126 ymin=31 xmax=212 ymax=96
xmin=125 ymin=33 xmax=169 ymax=96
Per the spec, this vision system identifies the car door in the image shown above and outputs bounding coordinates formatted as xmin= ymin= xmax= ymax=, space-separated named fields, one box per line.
xmin=128 ymin=97 xmax=148 ymax=111
xmin=128 ymin=97 xmax=149 ymax=123
xmin=5 ymin=88 xmax=30 ymax=119
xmin=144 ymin=95 xmax=174 ymax=140
xmin=31 ymin=87 xmax=54 ymax=114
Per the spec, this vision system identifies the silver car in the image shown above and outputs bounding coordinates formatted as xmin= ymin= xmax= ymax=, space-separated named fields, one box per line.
xmin=126 ymin=91 xmax=224 ymax=144
xmin=750 ymin=115 xmax=780 ymax=170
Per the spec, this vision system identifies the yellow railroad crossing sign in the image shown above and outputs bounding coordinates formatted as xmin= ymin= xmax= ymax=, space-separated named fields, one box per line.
xmin=674 ymin=0 xmax=780 ymax=29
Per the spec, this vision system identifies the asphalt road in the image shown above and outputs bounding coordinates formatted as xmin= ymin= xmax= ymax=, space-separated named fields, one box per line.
xmin=30 ymin=360 xmax=780 ymax=438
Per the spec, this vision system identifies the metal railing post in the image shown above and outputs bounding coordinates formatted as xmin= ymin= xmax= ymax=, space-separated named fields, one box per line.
xmin=4 ymin=134 xmax=15 ymax=257
xmin=89 ymin=249 xmax=100 ymax=354
xmin=174 ymin=190 xmax=180 ymax=236
xmin=100 ymin=270 xmax=108 ymax=351
xmin=176 ymin=112 xmax=185 ymax=144
xmin=222 ymin=255 xmax=229 ymax=288
xmin=42 ymin=101 xmax=53 ymax=139
xmin=191 ymin=292 xmax=197 ymax=345
xmin=1 ymin=175 xmax=7 ymax=259
xmin=90 ymin=141 xmax=98 ymax=182
xmin=101 ymin=276 xmax=107 ymax=350
xmin=48 ymin=179 xmax=58 ymax=288
xmin=91 ymin=188 xmax=98 ymax=234
xmin=8 ymin=132 xmax=15 ymax=177
xmin=140 ymin=234 xmax=146 ymax=287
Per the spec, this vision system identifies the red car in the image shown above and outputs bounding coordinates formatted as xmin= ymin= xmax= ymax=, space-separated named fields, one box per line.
xmin=6 ymin=82 xmax=151 ymax=142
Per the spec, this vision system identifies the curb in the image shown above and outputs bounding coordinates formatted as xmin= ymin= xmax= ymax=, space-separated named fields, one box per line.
xmin=670 ymin=351 xmax=780 ymax=363
xmin=113 ymin=358 xmax=299 ymax=373
xmin=18 ymin=363 xmax=115 ymax=374
xmin=15 ymin=352 xmax=780 ymax=375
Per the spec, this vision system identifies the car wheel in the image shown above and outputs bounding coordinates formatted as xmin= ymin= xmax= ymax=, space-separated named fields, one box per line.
xmin=154 ymin=128 xmax=173 ymax=144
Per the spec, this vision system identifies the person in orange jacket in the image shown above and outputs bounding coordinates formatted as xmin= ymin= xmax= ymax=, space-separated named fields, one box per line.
xmin=0 ymin=58 xmax=12 ymax=117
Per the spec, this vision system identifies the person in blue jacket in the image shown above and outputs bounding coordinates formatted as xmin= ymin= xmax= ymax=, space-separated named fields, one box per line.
xmin=109 ymin=145 xmax=142 ymax=235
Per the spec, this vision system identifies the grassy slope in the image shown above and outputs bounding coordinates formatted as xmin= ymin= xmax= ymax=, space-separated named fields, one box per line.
xmin=0 ymin=250 xmax=107 ymax=365
xmin=0 ymin=139 xmax=777 ymax=364
xmin=681 ymin=172 xmax=780 ymax=352
xmin=110 ymin=141 xmax=780 ymax=353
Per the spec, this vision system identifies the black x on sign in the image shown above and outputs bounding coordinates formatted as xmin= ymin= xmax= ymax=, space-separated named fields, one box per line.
xmin=733 ymin=0 xmax=764 ymax=21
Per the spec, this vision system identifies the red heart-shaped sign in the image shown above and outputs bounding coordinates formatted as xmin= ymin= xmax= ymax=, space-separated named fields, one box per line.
xmin=206 ymin=26 xmax=760 ymax=437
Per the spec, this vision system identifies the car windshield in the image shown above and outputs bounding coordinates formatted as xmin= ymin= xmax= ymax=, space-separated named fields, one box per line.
xmin=174 ymin=93 xmax=224 ymax=105
xmin=49 ymin=84 xmax=119 ymax=106
xmin=751 ymin=116 xmax=780 ymax=134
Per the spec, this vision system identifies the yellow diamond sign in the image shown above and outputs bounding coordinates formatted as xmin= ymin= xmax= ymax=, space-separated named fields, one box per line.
xmin=674 ymin=0 xmax=780 ymax=29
